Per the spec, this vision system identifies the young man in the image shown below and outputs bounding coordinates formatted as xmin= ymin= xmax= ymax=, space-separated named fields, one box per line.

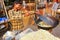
xmin=8 ymin=1 xmax=25 ymax=33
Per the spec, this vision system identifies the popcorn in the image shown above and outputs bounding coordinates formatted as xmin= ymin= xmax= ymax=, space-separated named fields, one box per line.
xmin=20 ymin=29 xmax=60 ymax=40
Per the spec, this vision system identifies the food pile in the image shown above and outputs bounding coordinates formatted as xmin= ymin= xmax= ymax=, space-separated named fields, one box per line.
xmin=20 ymin=29 xmax=60 ymax=40
xmin=38 ymin=22 xmax=52 ymax=27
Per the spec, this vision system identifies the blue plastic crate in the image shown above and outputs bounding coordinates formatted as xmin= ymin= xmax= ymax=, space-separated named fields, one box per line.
xmin=0 ymin=17 xmax=8 ymax=23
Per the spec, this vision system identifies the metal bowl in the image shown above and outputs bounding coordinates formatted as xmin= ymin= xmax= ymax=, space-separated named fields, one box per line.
xmin=35 ymin=15 xmax=59 ymax=30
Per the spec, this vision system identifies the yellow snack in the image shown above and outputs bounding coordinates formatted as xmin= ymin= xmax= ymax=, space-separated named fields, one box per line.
xmin=38 ymin=22 xmax=52 ymax=27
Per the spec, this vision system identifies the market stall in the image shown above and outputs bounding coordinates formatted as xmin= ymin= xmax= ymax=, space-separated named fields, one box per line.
xmin=0 ymin=0 xmax=60 ymax=40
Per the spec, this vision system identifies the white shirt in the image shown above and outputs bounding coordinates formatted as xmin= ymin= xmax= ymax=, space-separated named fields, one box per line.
xmin=52 ymin=2 xmax=59 ymax=11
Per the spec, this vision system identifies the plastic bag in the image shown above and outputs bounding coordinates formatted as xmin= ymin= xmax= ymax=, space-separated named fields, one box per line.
xmin=15 ymin=28 xmax=34 ymax=40
xmin=2 ymin=31 xmax=15 ymax=40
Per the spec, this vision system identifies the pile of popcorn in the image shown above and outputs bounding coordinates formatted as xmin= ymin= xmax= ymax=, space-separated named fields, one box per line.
xmin=20 ymin=29 xmax=60 ymax=40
